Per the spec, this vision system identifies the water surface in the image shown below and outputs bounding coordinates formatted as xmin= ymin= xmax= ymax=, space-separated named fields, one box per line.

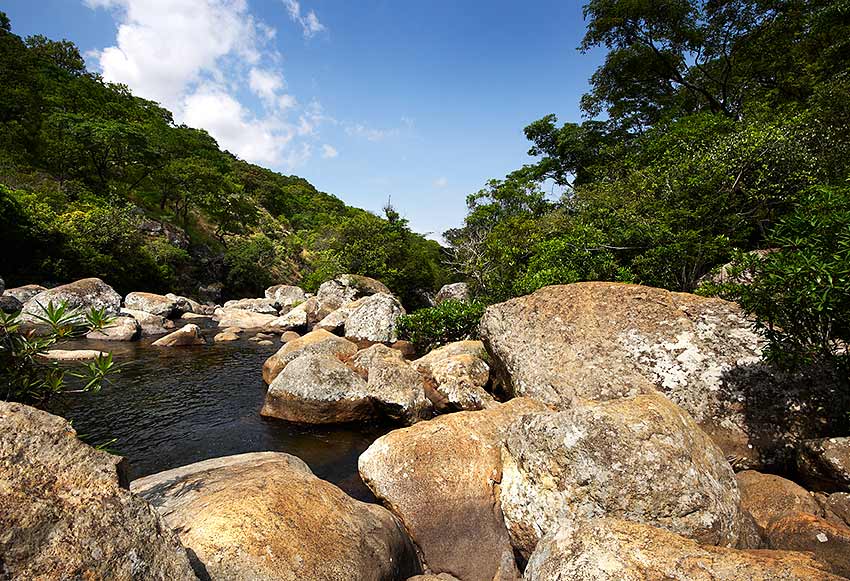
xmin=49 ymin=327 xmax=386 ymax=501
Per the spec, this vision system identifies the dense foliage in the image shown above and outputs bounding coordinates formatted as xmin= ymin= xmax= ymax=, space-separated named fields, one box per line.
xmin=0 ymin=13 xmax=448 ymax=305
xmin=397 ymin=299 xmax=486 ymax=354
xmin=447 ymin=0 xmax=849 ymax=371
xmin=0 ymin=301 xmax=115 ymax=406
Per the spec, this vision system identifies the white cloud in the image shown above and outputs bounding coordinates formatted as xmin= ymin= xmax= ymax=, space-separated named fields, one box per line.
xmin=434 ymin=177 xmax=448 ymax=188
xmin=282 ymin=0 xmax=325 ymax=38
xmin=345 ymin=123 xmax=400 ymax=142
xmin=321 ymin=144 xmax=338 ymax=159
xmin=85 ymin=0 xmax=326 ymax=169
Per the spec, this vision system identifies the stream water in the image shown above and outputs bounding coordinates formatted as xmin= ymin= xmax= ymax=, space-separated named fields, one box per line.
xmin=48 ymin=325 xmax=387 ymax=502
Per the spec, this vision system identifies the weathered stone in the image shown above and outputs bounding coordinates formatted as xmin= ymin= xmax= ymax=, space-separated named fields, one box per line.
xmin=524 ymin=518 xmax=844 ymax=581
xmin=0 ymin=294 xmax=22 ymax=314
xmin=344 ymin=293 xmax=405 ymax=344
xmin=223 ymin=297 xmax=279 ymax=315
xmin=406 ymin=576 xmax=461 ymax=581
xmin=391 ymin=340 xmax=417 ymax=359
xmin=764 ymin=512 xmax=850 ymax=578
xmin=411 ymin=341 xmax=488 ymax=373
xmin=500 ymin=392 xmax=749 ymax=559
xmin=798 ymin=437 xmax=850 ymax=492
xmin=4 ymin=284 xmax=47 ymax=303
xmin=214 ymin=307 xmax=277 ymax=329
xmin=480 ymin=282 xmax=845 ymax=468
xmin=214 ymin=330 xmax=240 ymax=342
xmin=820 ymin=493 xmax=850 ymax=527
xmin=38 ymin=349 xmax=109 ymax=361
xmin=124 ymin=291 xmax=178 ymax=317
xmin=737 ymin=470 xmax=821 ymax=530
xmin=121 ymin=307 xmax=171 ymax=336
xmin=0 ymin=402 xmax=197 ymax=580
xmin=164 ymin=293 xmax=198 ymax=315
xmin=23 ymin=278 xmax=122 ymax=319
xmin=359 ymin=398 xmax=548 ymax=581
xmin=316 ymin=274 xmax=392 ymax=318
xmin=281 ymin=330 xmax=300 ymax=343
xmin=261 ymin=354 xmax=375 ymax=424
xmin=349 ymin=343 xmax=408 ymax=378
xmin=132 ymin=452 xmax=419 ymax=581
xmin=265 ymin=300 xmax=310 ymax=331
xmin=314 ymin=297 xmax=366 ymax=333
xmin=257 ymin=339 xmax=274 ymax=346
xmin=264 ymin=284 xmax=306 ymax=307
xmin=151 ymin=324 xmax=205 ymax=347
xmin=435 ymin=282 xmax=470 ymax=305
xmin=699 ymin=249 xmax=778 ymax=288
xmin=262 ymin=329 xmax=358 ymax=385
xmin=354 ymin=345 xmax=432 ymax=424
xmin=86 ymin=315 xmax=141 ymax=341
xmin=0 ymin=275 xmax=4 ymax=294
xmin=420 ymin=352 xmax=494 ymax=413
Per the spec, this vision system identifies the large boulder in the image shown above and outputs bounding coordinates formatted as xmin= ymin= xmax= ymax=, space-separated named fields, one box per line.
xmin=359 ymin=398 xmax=548 ymax=581
xmin=499 ymin=392 xmax=750 ymax=559
xmin=350 ymin=344 xmax=433 ymax=424
xmin=316 ymin=274 xmax=392 ymax=317
xmin=262 ymin=329 xmax=358 ymax=385
xmin=214 ymin=307 xmax=277 ymax=329
xmin=524 ymin=518 xmax=844 ymax=581
xmin=22 ymin=278 xmax=122 ymax=318
xmin=737 ymin=470 xmax=821 ymax=530
xmin=764 ymin=512 xmax=850 ymax=578
xmin=151 ymin=324 xmax=205 ymax=347
xmin=412 ymin=341 xmax=494 ymax=412
xmin=132 ymin=452 xmax=419 ymax=581
xmin=264 ymin=284 xmax=306 ymax=307
xmin=797 ymin=437 xmax=850 ymax=492
xmin=223 ymin=297 xmax=280 ymax=315
xmin=38 ymin=349 xmax=109 ymax=361
xmin=0 ymin=294 xmax=22 ymax=314
xmin=0 ymin=402 xmax=196 ymax=580
xmin=4 ymin=283 xmax=46 ymax=303
xmin=86 ymin=314 xmax=141 ymax=341
xmin=261 ymin=354 xmax=375 ymax=424
xmin=121 ymin=307 xmax=172 ymax=336
xmin=435 ymin=282 xmax=470 ymax=305
xmin=344 ymin=293 xmax=405 ymax=345
xmin=124 ymin=291 xmax=178 ymax=318
xmin=480 ymin=282 xmax=845 ymax=468
xmin=265 ymin=300 xmax=311 ymax=332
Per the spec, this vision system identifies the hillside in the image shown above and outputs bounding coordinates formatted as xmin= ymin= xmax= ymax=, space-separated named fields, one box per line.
xmin=0 ymin=13 xmax=448 ymax=307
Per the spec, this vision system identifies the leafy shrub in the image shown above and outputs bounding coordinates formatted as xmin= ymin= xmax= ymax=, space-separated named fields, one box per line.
xmin=724 ymin=186 xmax=850 ymax=372
xmin=0 ymin=301 xmax=115 ymax=406
xmin=397 ymin=299 xmax=486 ymax=354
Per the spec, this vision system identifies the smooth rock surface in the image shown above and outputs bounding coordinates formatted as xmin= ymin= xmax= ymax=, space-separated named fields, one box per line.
xmin=223 ymin=297 xmax=280 ymax=315
xmin=132 ymin=452 xmax=420 ymax=581
xmin=124 ymin=291 xmax=177 ymax=317
xmin=214 ymin=307 xmax=277 ymax=329
xmin=524 ymin=518 xmax=844 ymax=581
xmin=737 ymin=470 xmax=821 ymax=530
xmin=480 ymin=282 xmax=844 ymax=468
xmin=86 ymin=315 xmax=141 ymax=341
xmin=151 ymin=324 xmax=205 ymax=347
xmin=214 ymin=330 xmax=240 ymax=342
xmin=0 ymin=402 xmax=197 ymax=580
xmin=23 ymin=277 xmax=121 ymax=318
xmin=266 ymin=301 xmax=310 ymax=331
xmin=38 ymin=349 xmax=109 ymax=361
xmin=121 ymin=308 xmax=172 ymax=336
xmin=499 ymin=392 xmax=749 ymax=558
xmin=359 ymin=398 xmax=548 ymax=581
xmin=764 ymin=512 xmax=850 ymax=578
xmin=262 ymin=329 xmax=358 ymax=385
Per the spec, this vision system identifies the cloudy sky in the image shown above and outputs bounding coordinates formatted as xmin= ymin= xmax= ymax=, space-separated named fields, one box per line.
xmin=4 ymin=0 xmax=603 ymax=239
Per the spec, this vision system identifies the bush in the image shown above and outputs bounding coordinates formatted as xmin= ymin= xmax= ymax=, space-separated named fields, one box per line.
xmin=397 ymin=299 xmax=486 ymax=354
xmin=726 ymin=186 xmax=850 ymax=372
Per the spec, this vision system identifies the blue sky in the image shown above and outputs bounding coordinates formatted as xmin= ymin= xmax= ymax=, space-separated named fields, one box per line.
xmin=4 ymin=0 xmax=603 ymax=239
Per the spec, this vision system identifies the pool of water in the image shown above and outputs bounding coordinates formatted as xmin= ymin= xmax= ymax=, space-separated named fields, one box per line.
xmin=48 ymin=326 xmax=387 ymax=502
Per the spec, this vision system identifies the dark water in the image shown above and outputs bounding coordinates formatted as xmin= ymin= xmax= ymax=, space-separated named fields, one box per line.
xmin=48 ymin=326 xmax=387 ymax=501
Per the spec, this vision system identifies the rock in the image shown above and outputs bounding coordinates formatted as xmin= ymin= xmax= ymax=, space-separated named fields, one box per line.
xmin=86 ymin=315 xmax=141 ymax=341
xmin=132 ymin=452 xmax=420 ymax=581
xmin=22 ymin=278 xmax=121 ymax=319
xmin=737 ymin=470 xmax=821 ymax=529
xmin=180 ymin=312 xmax=207 ymax=320
xmin=214 ymin=330 xmax=240 ymax=342
xmin=223 ymin=297 xmax=280 ymax=315
xmin=700 ymin=249 xmax=778 ymax=288
xmin=281 ymin=330 xmax=300 ymax=343
xmin=350 ymin=344 xmax=433 ymax=424
xmin=764 ymin=512 xmax=850 ymax=578
xmin=264 ymin=284 xmax=306 ymax=307
xmin=407 ymin=576 xmax=461 ymax=581
xmin=4 ymin=283 xmax=46 ymax=303
xmin=499 ymin=392 xmax=750 ymax=559
xmin=480 ymin=282 xmax=845 ymax=469
xmin=120 ymin=307 xmax=171 ymax=336
xmin=798 ymin=437 xmax=850 ymax=492
xmin=38 ymin=349 xmax=109 ymax=361
xmin=349 ymin=343 xmax=408 ymax=378
xmin=262 ymin=329 xmax=358 ymax=384
xmin=819 ymin=493 xmax=850 ymax=527
xmin=164 ymin=293 xmax=199 ymax=315
xmin=412 ymin=344 xmax=494 ymax=413
xmin=257 ymin=339 xmax=274 ymax=346
xmin=391 ymin=340 xmax=417 ymax=359
xmin=261 ymin=354 xmax=375 ymax=424
xmin=435 ymin=282 xmax=470 ymax=304
xmin=124 ymin=291 xmax=177 ymax=317
xmin=359 ymin=398 xmax=548 ymax=581
xmin=0 ymin=294 xmax=22 ymax=314
xmin=315 ymin=297 xmax=366 ymax=333
xmin=265 ymin=300 xmax=310 ymax=331
xmin=197 ymin=282 xmax=223 ymax=304
xmin=0 ymin=402 xmax=196 ymax=580
xmin=524 ymin=517 xmax=844 ymax=581
xmin=316 ymin=274 xmax=392 ymax=317
xmin=344 ymin=293 xmax=405 ymax=344
xmin=214 ymin=307 xmax=277 ymax=329
xmin=151 ymin=324 xmax=205 ymax=347
xmin=0 ymin=275 xmax=3 ymax=294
